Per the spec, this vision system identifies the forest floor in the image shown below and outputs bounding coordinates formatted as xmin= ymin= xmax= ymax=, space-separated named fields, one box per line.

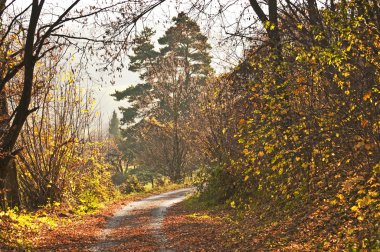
xmin=31 ymin=190 xmax=304 ymax=252
xmin=163 ymin=196 xmax=367 ymax=251
xmin=5 ymin=187 xmax=360 ymax=251
xmin=31 ymin=188 xmax=195 ymax=252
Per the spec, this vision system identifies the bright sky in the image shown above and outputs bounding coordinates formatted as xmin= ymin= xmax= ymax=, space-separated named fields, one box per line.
xmin=13 ymin=0 xmax=251 ymax=126
xmin=76 ymin=0 xmax=251 ymax=126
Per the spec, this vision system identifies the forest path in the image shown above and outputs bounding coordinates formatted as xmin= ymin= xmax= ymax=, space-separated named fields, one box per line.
xmin=91 ymin=187 xmax=195 ymax=252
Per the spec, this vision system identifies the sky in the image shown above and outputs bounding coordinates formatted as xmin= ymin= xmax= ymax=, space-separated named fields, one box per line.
xmin=13 ymin=0 xmax=251 ymax=126
xmin=92 ymin=68 xmax=139 ymax=123
xmin=80 ymin=0 xmax=251 ymax=125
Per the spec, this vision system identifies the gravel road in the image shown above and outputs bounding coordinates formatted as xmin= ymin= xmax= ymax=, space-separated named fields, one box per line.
xmin=91 ymin=188 xmax=195 ymax=252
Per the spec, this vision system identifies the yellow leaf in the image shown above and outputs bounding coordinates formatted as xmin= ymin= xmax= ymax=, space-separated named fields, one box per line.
xmin=230 ymin=201 xmax=236 ymax=208
xmin=369 ymin=191 xmax=378 ymax=197
xmin=358 ymin=189 xmax=366 ymax=194
xmin=278 ymin=168 xmax=283 ymax=175
xmin=337 ymin=193 xmax=344 ymax=201
xmin=351 ymin=205 xmax=359 ymax=212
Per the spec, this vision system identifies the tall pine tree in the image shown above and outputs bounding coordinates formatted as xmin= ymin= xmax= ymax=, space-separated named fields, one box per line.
xmin=108 ymin=110 xmax=120 ymax=138
xmin=113 ymin=13 xmax=212 ymax=181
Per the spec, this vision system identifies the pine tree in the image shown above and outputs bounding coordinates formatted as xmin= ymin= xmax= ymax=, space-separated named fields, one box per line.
xmin=108 ymin=110 xmax=120 ymax=138
xmin=112 ymin=13 xmax=212 ymax=181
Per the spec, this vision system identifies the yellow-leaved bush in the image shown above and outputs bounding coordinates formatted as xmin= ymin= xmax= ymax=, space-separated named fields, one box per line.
xmin=195 ymin=1 xmax=379 ymax=250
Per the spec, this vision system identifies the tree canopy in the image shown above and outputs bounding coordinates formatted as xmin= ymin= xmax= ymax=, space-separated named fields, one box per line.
xmin=113 ymin=12 xmax=212 ymax=181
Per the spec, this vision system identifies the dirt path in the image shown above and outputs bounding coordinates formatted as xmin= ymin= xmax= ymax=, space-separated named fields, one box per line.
xmin=91 ymin=188 xmax=195 ymax=252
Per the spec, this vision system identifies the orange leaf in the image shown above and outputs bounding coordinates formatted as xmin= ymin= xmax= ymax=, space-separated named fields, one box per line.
xmin=363 ymin=91 xmax=371 ymax=101
xmin=361 ymin=119 xmax=368 ymax=128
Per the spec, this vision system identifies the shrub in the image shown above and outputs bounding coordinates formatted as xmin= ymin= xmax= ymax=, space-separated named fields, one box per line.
xmin=119 ymin=175 xmax=144 ymax=194
xmin=154 ymin=176 xmax=171 ymax=187
xmin=196 ymin=165 xmax=240 ymax=205
xmin=111 ymin=172 xmax=127 ymax=185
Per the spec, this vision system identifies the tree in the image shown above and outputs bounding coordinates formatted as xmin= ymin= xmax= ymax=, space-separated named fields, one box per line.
xmin=109 ymin=110 xmax=120 ymax=138
xmin=16 ymin=70 xmax=96 ymax=207
xmin=0 ymin=0 xmax=87 ymax=208
xmin=0 ymin=0 xmax=175 ymax=209
xmin=113 ymin=12 xmax=212 ymax=181
xmin=249 ymin=0 xmax=281 ymax=61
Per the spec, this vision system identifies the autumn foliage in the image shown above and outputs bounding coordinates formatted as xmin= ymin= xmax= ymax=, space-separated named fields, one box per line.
xmin=0 ymin=0 xmax=379 ymax=251
xmin=192 ymin=1 xmax=379 ymax=250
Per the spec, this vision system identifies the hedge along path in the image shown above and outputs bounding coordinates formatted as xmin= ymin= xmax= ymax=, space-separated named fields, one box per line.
xmin=91 ymin=188 xmax=195 ymax=252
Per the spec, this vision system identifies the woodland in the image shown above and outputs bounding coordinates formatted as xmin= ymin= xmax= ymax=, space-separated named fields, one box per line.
xmin=0 ymin=0 xmax=379 ymax=251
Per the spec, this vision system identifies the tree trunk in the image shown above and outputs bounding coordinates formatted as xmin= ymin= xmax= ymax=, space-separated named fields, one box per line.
xmin=330 ymin=0 xmax=335 ymax=11
xmin=4 ymin=159 xmax=20 ymax=208
xmin=0 ymin=0 xmax=41 ymax=190
xmin=249 ymin=0 xmax=285 ymax=95
xmin=249 ymin=0 xmax=282 ymax=61
xmin=174 ymin=120 xmax=180 ymax=182
xmin=0 ymin=92 xmax=20 ymax=208
xmin=307 ymin=0 xmax=320 ymax=27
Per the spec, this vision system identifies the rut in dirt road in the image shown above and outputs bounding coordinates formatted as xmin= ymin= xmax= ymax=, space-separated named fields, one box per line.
xmin=91 ymin=188 xmax=195 ymax=252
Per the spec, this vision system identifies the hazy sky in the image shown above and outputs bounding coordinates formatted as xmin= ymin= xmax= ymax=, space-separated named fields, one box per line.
xmin=92 ymin=67 xmax=140 ymax=123
xmin=14 ymin=0 xmax=249 ymax=125
xmin=85 ymin=0 xmax=249 ymax=125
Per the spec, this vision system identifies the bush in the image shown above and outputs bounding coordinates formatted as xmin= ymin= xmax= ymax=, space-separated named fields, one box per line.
xmin=119 ymin=175 xmax=144 ymax=194
xmin=76 ymin=191 xmax=101 ymax=214
xmin=195 ymin=165 xmax=239 ymax=206
xmin=111 ymin=172 xmax=127 ymax=185
xmin=154 ymin=176 xmax=171 ymax=187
